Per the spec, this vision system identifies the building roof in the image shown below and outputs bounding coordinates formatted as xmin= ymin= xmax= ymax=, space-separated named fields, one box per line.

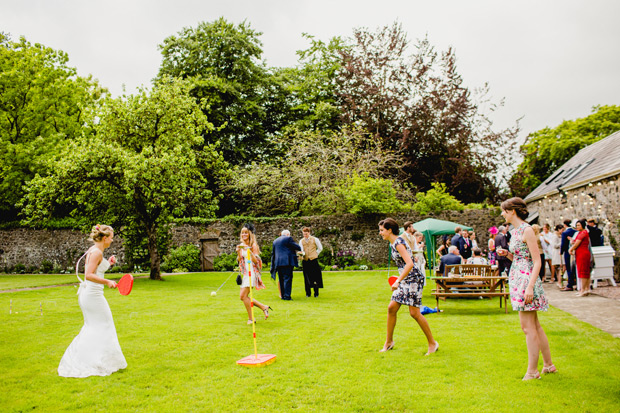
xmin=524 ymin=130 xmax=620 ymax=202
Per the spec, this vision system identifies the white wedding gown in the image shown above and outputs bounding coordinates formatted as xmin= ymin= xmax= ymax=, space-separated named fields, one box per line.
xmin=58 ymin=254 xmax=127 ymax=377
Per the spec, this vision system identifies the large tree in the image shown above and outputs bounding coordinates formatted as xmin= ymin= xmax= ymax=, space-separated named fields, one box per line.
xmin=221 ymin=128 xmax=404 ymax=216
xmin=20 ymin=79 xmax=226 ymax=280
xmin=0 ymin=34 xmax=106 ymax=220
xmin=509 ymin=105 xmax=620 ymax=198
xmin=335 ymin=23 xmax=519 ymax=203
xmin=157 ymin=18 xmax=289 ymax=165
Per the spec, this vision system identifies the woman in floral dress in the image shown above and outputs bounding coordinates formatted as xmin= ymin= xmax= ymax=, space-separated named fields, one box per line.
xmin=497 ymin=198 xmax=556 ymax=380
xmin=378 ymin=218 xmax=438 ymax=355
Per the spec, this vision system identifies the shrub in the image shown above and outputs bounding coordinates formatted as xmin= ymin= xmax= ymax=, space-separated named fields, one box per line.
xmin=260 ymin=243 xmax=272 ymax=266
xmin=40 ymin=260 xmax=54 ymax=274
xmin=412 ymin=182 xmax=465 ymax=215
xmin=161 ymin=244 xmax=201 ymax=273
xmin=335 ymin=250 xmax=356 ymax=268
xmin=335 ymin=172 xmax=411 ymax=215
xmin=318 ymin=247 xmax=334 ymax=267
xmin=350 ymin=232 xmax=365 ymax=241
xmin=213 ymin=252 xmax=239 ymax=272
xmin=12 ymin=263 xmax=26 ymax=274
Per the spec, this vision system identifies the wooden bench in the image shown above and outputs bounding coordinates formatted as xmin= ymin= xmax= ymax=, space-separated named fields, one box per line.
xmin=431 ymin=264 xmax=510 ymax=313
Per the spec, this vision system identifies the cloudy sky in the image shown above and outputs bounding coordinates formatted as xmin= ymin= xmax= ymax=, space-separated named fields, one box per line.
xmin=2 ymin=0 xmax=619 ymax=144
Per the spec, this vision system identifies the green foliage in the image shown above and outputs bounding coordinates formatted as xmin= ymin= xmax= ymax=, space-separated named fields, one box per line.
xmin=412 ymin=182 xmax=465 ymax=215
xmin=510 ymin=105 xmax=620 ymax=197
xmin=222 ymin=129 xmax=401 ymax=216
xmin=19 ymin=78 xmax=226 ymax=279
xmin=336 ymin=172 xmax=411 ymax=215
xmin=259 ymin=242 xmax=272 ymax=267
xmin=157 ymin=18 xmax=289 ymax=165
xmin=213 ymin=252 xmax=238 ymax=272
xmin=40 ymin=260 xmax=54 ymax=274
xmin=161 ymin=244 xmax=201 ymax=273
xmin=0 ymin=35 xmax=106 ymax=221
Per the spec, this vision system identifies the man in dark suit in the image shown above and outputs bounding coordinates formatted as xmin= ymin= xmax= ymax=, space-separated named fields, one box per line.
xmin=560 ymin=220 xmax=577 ymax=291
xmin=450 ymin=227 xmax=462 ymax=251
xmin=270 ymin=229 xmax=301 ymax=300
xmin=439 ymin=246 xmax=463 ymax=276
xmin=495 ymin=226 xmax=511 ymax=275
xmin=456 ymin=229 xmax=472 ymax=260
xmin=587 ymin=219 xmax=603 ymax=247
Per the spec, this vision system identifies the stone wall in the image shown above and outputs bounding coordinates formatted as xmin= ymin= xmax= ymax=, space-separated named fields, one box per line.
xmin=526 ymin=175 xmax=620 ymax=279
xmin=0 ymin=209 xmax=505 ymax=270
xmin=0 ymin=228 xmax=126 ymax=271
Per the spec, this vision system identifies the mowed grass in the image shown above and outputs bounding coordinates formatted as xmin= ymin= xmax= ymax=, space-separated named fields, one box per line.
xmin=1 ymin=271 xmax=619 ymax=412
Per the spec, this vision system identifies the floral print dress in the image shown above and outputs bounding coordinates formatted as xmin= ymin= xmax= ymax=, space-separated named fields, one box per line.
xmin=390 ymin=237 xmax=425 ymax=307
xmin=509 ymin=223 xmax=548 ymax=311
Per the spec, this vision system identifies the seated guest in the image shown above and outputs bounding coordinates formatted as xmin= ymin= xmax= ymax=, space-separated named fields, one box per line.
xmin=466 ymin=248 xmax=488 ymax=265
xmin=439 ymin=246 xmax=463 ymax=276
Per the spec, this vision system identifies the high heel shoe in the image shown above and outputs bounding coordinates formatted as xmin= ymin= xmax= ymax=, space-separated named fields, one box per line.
xmin=522 ymin=371 xmax=540 ymax=381
xmin=247 ymin=319 xmax=255 ymax=325
xmin=379 ymin=342 xmax=395 ymax=352
xmin=542 ymin=364 xmax=557 ymax=374
xmin=425 ymin=341 xmax=439 ymax=356
xmin=263 ymin=306 xmax=272 ymax=319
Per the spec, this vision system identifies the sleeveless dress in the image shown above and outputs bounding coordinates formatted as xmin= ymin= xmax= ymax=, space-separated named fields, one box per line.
xmin=508 ymin=223 xmax=549 ymax=312
xmin=58 ymin=252 xmax=127 ymax=377
xmin=238 ymin=245 xmax=265 ymax=289
xmin=390 ymin=237 xmax=425 ymax=307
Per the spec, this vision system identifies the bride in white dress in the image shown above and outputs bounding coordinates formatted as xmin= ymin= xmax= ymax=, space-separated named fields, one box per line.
xmin=58 ymin=224 xmax=127 ymax=377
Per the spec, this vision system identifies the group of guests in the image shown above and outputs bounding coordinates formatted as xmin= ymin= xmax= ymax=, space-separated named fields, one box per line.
xmin=487 ymin=218 xmax=602 ymax=298
xmin=436 ymin=227 xmax=488 ymax=274
xmin=236 ymin=225 xmax=326 ymax=324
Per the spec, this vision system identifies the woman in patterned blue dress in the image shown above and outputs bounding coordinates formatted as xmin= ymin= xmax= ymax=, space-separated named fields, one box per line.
xmin=378 ymin=218 xmax=439 ymax=355
xmin=497 ymin=198 xmax=556 ymax=380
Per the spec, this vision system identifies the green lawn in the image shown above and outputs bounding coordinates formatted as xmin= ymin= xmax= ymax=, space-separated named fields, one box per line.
xmin=1 ymin=271 xmax=619 ymax=412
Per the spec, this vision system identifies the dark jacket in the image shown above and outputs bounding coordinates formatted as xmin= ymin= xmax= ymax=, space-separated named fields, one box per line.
xmin=495 ymin=232 xmax=509 ymax=260
xmin=439 ymin=253 xmax=462 ymax=275
xmin=270 ymin=236 xmax=301 ymax=278
xmin=561 ymin=228 xmax=577 ymax=254
xmin=588 ymin=225 xmax=603 ymax=247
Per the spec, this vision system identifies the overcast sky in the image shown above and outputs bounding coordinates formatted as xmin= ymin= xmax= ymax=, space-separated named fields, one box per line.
xmin=2 ymin=0 xmax=619 ymax=144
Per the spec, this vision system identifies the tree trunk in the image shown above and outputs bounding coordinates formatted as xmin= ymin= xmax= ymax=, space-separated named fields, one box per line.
xmin=147 ymin=224 xmax=162 ymax=280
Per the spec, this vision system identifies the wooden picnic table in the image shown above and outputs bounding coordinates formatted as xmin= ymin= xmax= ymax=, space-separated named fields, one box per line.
xmin=431 ymin=264 xmax=510 ymax=313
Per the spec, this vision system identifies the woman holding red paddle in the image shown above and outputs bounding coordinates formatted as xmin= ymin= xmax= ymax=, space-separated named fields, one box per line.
xmin=378 ymin=218 xmax=438 ymax=355
xmin=58 ymin=224 xmax=127 ymax=377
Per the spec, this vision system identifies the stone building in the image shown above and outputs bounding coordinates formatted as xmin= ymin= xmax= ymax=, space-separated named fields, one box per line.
xmin=524 ymin=130 xmax=620 ymax=279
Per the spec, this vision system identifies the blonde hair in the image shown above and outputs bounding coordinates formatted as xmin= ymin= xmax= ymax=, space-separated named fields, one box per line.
xmin=239 ymin=227 xmax=259 ymax=252
xmin=413 ymin=231 xmax=423 ymax=238
xmin=89 ymin=224 xmax=113 ymax=242
xmin=531 ymin=224 xmax=541 ymax=235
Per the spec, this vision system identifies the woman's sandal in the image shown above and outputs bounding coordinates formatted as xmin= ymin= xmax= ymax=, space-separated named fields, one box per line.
xmin=522 ymin=371 xmax=540 ymax=381
xmin=379 ymin=342 xmax=395 ymax=352
xmin=263 ymin=306 xmax=272 ymax=319
xmin=247 ymin=319 xmax=255 ymax=325
xmin=425 ymin=341 xmax=439 ymax=356
xmin=542 ymin=364 xmax=557 ymax=374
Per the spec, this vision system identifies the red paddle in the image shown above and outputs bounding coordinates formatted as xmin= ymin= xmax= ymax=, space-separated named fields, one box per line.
xmin=388 ymin=276 xmax=398 ymax=286
xmin=117 ymin=274 xmax=134 ymax=295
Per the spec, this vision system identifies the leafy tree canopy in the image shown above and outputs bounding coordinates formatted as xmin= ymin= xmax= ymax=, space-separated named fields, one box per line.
xmin=0 ymin=34 xmax=106 ymax=220
xmin=20 ymin=79 xmax=226 ymax=279
xmin=334 ymin=23 xmax=519 ymax=203
xmin=157 ymin=18 xmax=290 ymax=164
xmin=509 ymin=105 xmax=620 ymax=198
